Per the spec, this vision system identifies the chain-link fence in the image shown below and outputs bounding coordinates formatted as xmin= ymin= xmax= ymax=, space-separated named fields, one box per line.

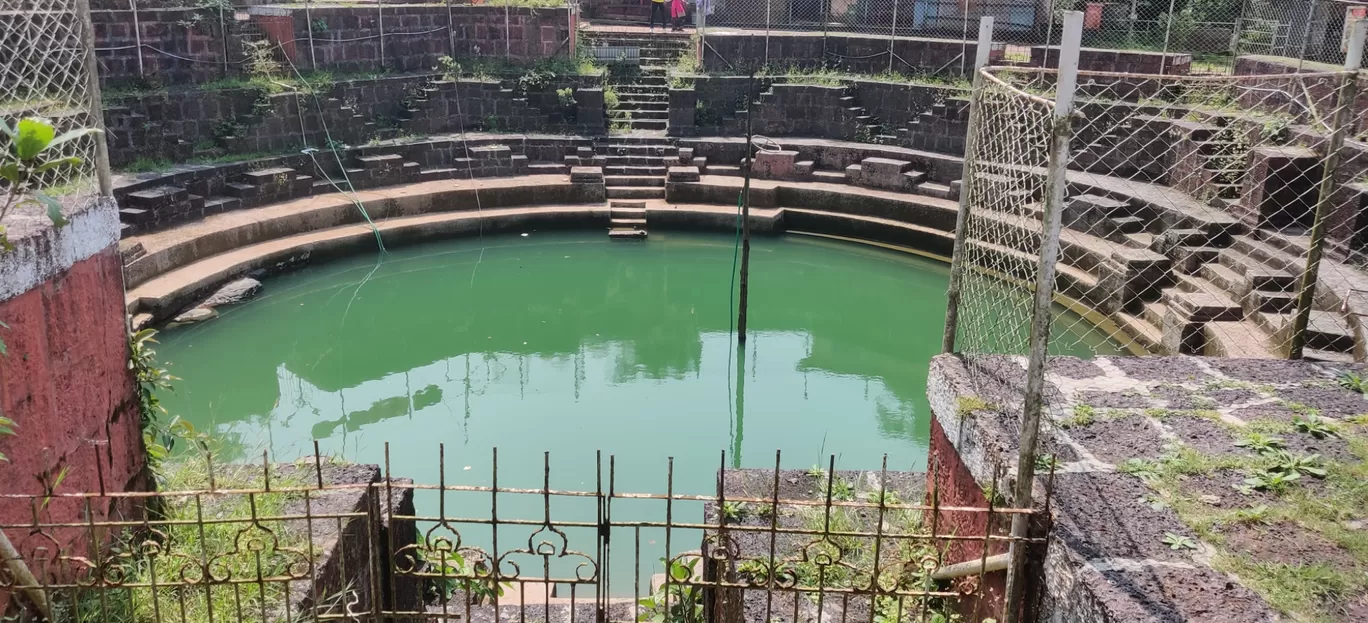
xmin=945 ymin=15 xmax=1366 ymax=614
xmin=952 ymin=62 xmax=1362 ymax=362
xmin=1 ymin=0 xmax=110 ymax=209
xmin=686 ymin=0 xmax=1367 ymax=77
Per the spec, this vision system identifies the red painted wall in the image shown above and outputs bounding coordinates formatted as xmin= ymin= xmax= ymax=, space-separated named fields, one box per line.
xmin=0 ymin=245 xmax=147 ymax=577
xmin=927 ymin=417 xmax=1009 ymax=620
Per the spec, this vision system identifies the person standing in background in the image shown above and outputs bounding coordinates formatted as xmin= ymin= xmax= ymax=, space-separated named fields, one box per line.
xmin=669 ymin=0 xmax=686 ymax=31
xmin=649 ymin=0 xmax=667 ymax=33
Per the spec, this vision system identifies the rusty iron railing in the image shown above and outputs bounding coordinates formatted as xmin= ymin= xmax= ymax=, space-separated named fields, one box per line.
xmin=0 ymin=443 xmax=1051 ymax=623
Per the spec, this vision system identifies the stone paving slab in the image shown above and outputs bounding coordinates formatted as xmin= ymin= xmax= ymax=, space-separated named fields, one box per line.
xmin=928 ymin=353 xmax=1368 ymax=622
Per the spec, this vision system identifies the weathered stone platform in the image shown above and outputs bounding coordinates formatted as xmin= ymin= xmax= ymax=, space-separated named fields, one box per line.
xmin=928 ymin=354 xmax=1368 ymax=622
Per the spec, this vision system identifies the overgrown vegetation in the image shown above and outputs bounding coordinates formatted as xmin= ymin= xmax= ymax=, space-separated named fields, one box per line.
xmin=1110 ymin=388 xmax=1368 ymax=621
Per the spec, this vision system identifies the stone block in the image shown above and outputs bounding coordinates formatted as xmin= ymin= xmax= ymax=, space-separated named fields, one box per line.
xmin=570 ymin=166 xmax=604 ymax=184
xmin=667 ymin=166 xmax=701 ymax=183
xmin=752 ymin=150 xmax=799 ymax=180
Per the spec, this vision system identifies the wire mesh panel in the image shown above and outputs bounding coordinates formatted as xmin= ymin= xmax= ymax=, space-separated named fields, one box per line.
xmin=0 ymin=0 xmax=105 ymax=205
xmin=955 ymin=64 xmax=1365 ymax=363
xmin=953 ymin=69 xmax=1057 ymax=357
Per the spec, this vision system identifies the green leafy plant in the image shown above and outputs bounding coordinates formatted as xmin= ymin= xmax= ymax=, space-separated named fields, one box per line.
xmin=1161 ymin=532 xmax=1198 ymax=551
xmin=1034 ymin=453 xmax=1062 ymax=472
xmin=1267 ymin=451 xmax=1327 ymax=479
xmin=638 ymin=557 xmax=703 ymax=623
xmin=242 ymin=38 xmax=281 ymax=80
xmin=1240 ymin=468 xmax=1301 ymax=494
xmin=1061 ymin=404 xmax=1096 ymax=428
xmin=863 ymin=489 xmax=902 ymax=506
xmin=1118 ymin=458 xmax=1161 ymax=483
xmin=556 ymin=87 xmax=576 ymax=110
xmin=720 ymin=501 xmax=748 ymax=522
xmin=1336 ymin=371 xmax=1366 ymax=394
xmin=129 ymin=329 xmax=181 ymax=474
xmin=1234 ymin=432 xmax=1286 ymax=455
xmin=1 ymin=117 xmax=100 ymax=251
xmin=753 ymin=503 xmax=774 ymax=518
xmin=424 ymin=545 xmax=507 ymax=604
xmin=1292 ymin=413 xmax=1341 ymax=439
xmin=806 ymin=465 xmax=827 ymax=480
xmin=829 ymin=478 xmax=856 ymax=501
xmin=0 ymin=414 xmax=14 ymax=462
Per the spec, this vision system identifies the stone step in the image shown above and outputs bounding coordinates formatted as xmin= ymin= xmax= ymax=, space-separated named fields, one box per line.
xmin=1217 ymin=249 xmax=1296 ymax=291
xmin=624 ymin=119 xmax=667 ymax=130
xmin=1263 ymin=310 xmax=1356 ymax=352
xmin=1230 ymin=235 xmax=1303 ymax=273
xmin=606 ymin=187 xmax=665 ymax=199
xmin=611 ymin=217 xmax=648 ymax=228
xmin=1116 ymin=311 xmax=1163 ymax=353
xmin=622 ymin=109 xmax=669 ymax=120
xmin=610 ymin=200 xmax=647 ymax=209
xmin=708 ymin=164 xmax=743 ymax=176
xmin=913 ymin=182 xmax=954 ymax=200
xmin=1203 ymin=321 xmax=1279 ymax=359
xmin=609 ymin=227 xmax=649 ymax=240
xmin=605 ymin=155 xmax=671 ymax=166
xmin=1304 ymin=348 xmax=1356 ymax=363
xmin=1141 ymin=301 xmax=1169 ymax=327
xmin=1123 ymin=233 xmax=1155 ymax=250
xmin=1171 ymin=245 xmax=1221 ymax=274
xmin=1198 ymin=261 xmax=1253 ymax=298
xmin=1244 ymin=289 xmax=1296 ymax=315
xmin=1161 ymin=287 xmax=1243 ymax=322
xmin=527 ymin=163 xmax=569 ymax=174
xmin=1110 ymin=216 xmax=1145 ymax=234
xmin=605 ymin=165 xmax=667 ymax=176
xmin=605 ymin=175 xmax=665 ymax=187
xmin=204 ymin=196 xmax=240 ymax=214
xmin=811 ymin=170 xmax=845 ymax=184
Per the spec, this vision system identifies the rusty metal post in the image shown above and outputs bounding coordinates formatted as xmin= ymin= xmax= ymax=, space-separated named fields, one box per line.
xmin=1001 ymin=11 xmax=1082 ymax=623
xmin=1289 ymin=18 xmax=1366 ymax=359
xmin=737 ymin=69 xmax=755 ymax=344
xmin=941 ymin=16 xmax=995 ymax=354
xmin=77 ymin=0 xmax=112 ymax=196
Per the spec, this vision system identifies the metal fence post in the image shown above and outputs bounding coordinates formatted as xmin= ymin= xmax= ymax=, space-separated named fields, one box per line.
xmin=505 ymin=4 xmax=512 ymax=60
xmin=447 ymin=0 xmax=456 ymax=58
xmin=1289 ymin=18 xmax=1366 ymax=359
xmin=888 ymin=0 xmax=898 ymax=73
xmin=304 ymin=0 xmax=316 ymax=69
xmin=765 ymin=0 xmax=771 ymax=65
xmin=1159 ymin=0 xmax=1177 ymax=74
xmin=1296 ymin=0 xmax=1315 ymax=70
xmin=378 ymin=1 xmax=386 ymax=69
xmin=941 ymin=16 xmax=996 ymax=354
xmin=129 ymin=0 xmax=144 ymax=79
xmin=1001 ymin=11 xmax=1081 ymax=623
xmin=78 ymin=0 xmax=113 ymax=196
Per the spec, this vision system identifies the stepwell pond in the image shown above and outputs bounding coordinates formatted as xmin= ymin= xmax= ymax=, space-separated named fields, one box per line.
xmin=156 ymin=230 xmax=1117 ymax=590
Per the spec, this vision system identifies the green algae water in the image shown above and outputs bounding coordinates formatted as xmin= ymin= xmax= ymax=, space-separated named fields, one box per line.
xmin=156 ymin=231 xmax=1117 ymax=593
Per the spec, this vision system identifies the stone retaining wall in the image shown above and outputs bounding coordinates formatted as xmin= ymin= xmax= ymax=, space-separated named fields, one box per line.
xmin=90 ymin=6 xmax=570 ymax=88
xmin=702 ymin=32 xmax=988 ymax=75
xmin=104 ymin=74 xmax=603 ymax=167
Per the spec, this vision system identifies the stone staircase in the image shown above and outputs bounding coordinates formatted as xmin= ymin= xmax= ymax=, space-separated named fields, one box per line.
xmin=608 ymin=200 xmax=649 ymax=240
xmin=1109 ymin=223 xmax=1355 ymax=362
xmin=583 ymin=31 xmax=692 ymax=133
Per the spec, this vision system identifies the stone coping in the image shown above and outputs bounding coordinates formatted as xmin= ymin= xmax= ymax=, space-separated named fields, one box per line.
xmin=0 ymin=195 xmax=121 ymax=302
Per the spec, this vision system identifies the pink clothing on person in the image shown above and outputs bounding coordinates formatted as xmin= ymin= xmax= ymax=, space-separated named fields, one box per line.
xmin=670 ymin=0 xmax=686 ymax=20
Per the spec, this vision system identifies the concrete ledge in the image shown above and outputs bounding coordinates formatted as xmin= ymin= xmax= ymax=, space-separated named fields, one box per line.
xmin=0 ymin=196 xmax=121 ymax=302
xmin=120 ymin=175 xmax=597 ymax=290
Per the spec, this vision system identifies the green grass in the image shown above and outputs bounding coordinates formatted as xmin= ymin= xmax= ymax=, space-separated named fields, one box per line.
xmin=55 ymin=456 xmax=316 ymax=623
xmin=1059 ymin=404 xmax=1097 ymax=428
xmin=955 ymin=395 xmax=994 ymax=419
